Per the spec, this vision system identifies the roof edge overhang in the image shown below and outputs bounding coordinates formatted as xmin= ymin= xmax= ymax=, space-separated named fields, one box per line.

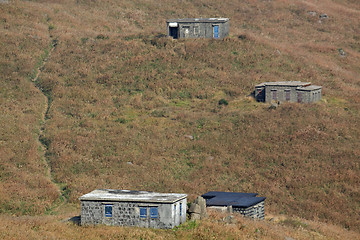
xmin=297 ymin=85 xmax=322 ymax=91
xmin=167 ymin=18 xmax=229 ymax=23
xmin=205 ymin=197 xmax=266 ymax=208
xmin=79 ymin=195 xmax=187 ymax=203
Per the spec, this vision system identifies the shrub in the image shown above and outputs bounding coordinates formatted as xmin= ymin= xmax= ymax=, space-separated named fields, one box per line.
xmin=218 ymin=98 xmax=228 ymax=106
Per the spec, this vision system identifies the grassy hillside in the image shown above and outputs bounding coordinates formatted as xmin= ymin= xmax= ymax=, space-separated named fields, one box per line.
xmin=1 ymin=211 xmax=360 ymax=240
xmin=1 ymin=0 xmax=360 ymax=238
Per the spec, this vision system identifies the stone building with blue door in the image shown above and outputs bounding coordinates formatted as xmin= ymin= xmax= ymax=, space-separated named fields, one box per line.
xmin=166 ymin=18 xmax=229 ymax=39
xmin=79 ymin=189 xmax=187 ymax=229
xmin=255 ymin=81 xmax=322 ymax=103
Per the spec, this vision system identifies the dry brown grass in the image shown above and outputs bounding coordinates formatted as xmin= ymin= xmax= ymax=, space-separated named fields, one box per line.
xmin=1 ymin=0 xmax=360 ymax=237
xmin=0 ymin=211 xmax=359 ymax=240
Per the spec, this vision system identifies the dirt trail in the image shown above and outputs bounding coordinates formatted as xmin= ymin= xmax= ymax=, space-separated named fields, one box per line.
xmin=31 ymin=38 xmax=67 ymax=211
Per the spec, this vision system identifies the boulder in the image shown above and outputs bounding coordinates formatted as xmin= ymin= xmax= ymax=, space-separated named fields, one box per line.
xmin=319 ymin=14 xmax=328 ymax=19
xmin=190 ymin=213 xmax=201 ymax=220
xmin=184 ymin=135 xmax=194 ymax=140
xmin=189 ymin=196 xmax=208 ymax=220
xmin=339 ymin=49 xmax=346 ymax=57
xmin=223 ymin=215 xmax=238 ymax=224
xmin=189 ymin=203 xmax=201 ymax=214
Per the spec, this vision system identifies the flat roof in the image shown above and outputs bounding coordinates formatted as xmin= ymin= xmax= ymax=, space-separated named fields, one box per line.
xmin=255 ymin=81 xmax=311 ymax=87
xmin=297 ymin=85 xmax=322 ymax=91
xmin=167 ymin=18 xmax=229 ymax=23
xmin=202 ymin=191 xmax=266 ymax=208
xmin=79 ymin=189 xmax=187 ymax=203
xmin=202 ymin=191 xmax=257 ymax=199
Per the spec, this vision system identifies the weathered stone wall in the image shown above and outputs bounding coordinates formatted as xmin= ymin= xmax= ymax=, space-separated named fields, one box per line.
xmin=169 ymin=21 xmax=228 ymax=39
xmin=264 ymin=86 xmax=299 ymax=103
xmin=81 ymin=199 xmax=186 ymax=229
xmin=261 ymin=86 xmax=322 ymax=103
xmin=233 ymin=201 xmax=265 ymax=220
xmin=298 ymin=89 xmax=322 ymax=103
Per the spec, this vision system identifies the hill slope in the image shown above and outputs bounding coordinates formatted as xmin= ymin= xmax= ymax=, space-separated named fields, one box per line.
xmin=0 ymin=0 xmax=360 ymax=237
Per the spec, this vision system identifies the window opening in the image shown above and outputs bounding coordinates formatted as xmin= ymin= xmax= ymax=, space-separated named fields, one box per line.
xmin=285 ymin=90 xmax=290 ymax=101
xmin=180 ymin=203 xmax=182 ymax=216
xmin=150 ymin=207 xmax=158 ymax=218
xmin=140 ymin=207 xmax=147 ymax=218
xmin=297 ymin=92 xmax=303 ymax=103
xmin=183 ymin=26 xmax=190 ymax=38
xmin=194 ymin=26 xmax=199 ymax=35
xmin=271 ymin=90 xmax=277 ymax=101
xmin=105 ymin=204 xmax=113 ymax=218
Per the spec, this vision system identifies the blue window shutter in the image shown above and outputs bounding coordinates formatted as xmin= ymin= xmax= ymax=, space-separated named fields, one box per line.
xmin=140 ymin=207 xmax=147 ymax=218
xmin=105 ymin=205 xmax=113 ymax=217
xmin=150 ymin=207 xmax=158 ymax=218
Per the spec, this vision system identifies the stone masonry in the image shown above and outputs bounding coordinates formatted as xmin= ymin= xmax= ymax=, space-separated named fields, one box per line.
xmin=80 ymin=189 xmax=187 ymax=229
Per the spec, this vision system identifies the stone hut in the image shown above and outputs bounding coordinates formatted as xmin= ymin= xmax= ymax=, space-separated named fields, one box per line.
xmin=79 ymin=189 xmax=187 ymax=229
xmin=255 ymin=81 xmax=322 ymax=103
xmin=166 ymin=18 xmax=229 ymax=39
xmin=202 ymin=191 xmax=266 ymax=219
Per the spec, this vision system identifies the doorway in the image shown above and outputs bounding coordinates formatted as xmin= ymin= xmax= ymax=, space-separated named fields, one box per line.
xmin=297 ymin=92 xmax=303 ymax=103
xmin=169 ymin=27 xmax=179 ymax=39
xmin=213 ymin=25 xmax=219 ymax=39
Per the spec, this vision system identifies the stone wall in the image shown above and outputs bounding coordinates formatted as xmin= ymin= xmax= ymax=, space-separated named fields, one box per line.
xmin=260 ymin=85 xmax=322 ymax=103
xmin=233 ymin=201 xmax=265 ymax=220
xmin=168 ymin=21 xmax=229 ymax=39
xmin=298 ymin=89 xmax=322 ymax=103
xmin=81 ymin=199 xmax=186 ymax=229
xmin=264 ymin=86 xmax=299 ymax=103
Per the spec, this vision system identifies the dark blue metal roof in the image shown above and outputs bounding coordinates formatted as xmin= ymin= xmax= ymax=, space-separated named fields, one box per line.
xmin=202 ymin=191 xmax=257 ymax=199
xmin=201 ymin=191 xmax=266 ymax=208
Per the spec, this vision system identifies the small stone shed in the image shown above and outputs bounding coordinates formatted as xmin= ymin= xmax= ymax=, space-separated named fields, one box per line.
xmin=202 ymin=191 xmax=266 ymax=219
xmin=255 ymin=81 xmax=322 ymax=103
xmin=166 ymin=18 xmax=229 ymax=39
xmin=79 ymin=189 xmax=187 ymax=229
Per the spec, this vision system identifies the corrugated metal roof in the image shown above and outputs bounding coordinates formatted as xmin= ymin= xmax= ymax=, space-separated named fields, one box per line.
xmin=202 ymin=191 xmax=257 ymax=199
xmin=167 ymin=18 xmax=229 ymax=23
xmin=202 ymin=191 xmax=265 ymax=208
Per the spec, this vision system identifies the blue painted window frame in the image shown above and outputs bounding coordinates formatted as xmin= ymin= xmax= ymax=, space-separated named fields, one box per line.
xmin=140 ymin=207 xmax=147 ymax=218
xmin=105 ymin=204 xmax=113 ymax=218
xmin=150 ymin=207 xmax=158 ymax=218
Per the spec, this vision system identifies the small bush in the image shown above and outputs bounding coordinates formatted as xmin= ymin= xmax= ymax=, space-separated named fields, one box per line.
xmin=115 ymin=118 xmax=128 ymax=124
xmin=218 ymin=98 xmax=228 ymax=106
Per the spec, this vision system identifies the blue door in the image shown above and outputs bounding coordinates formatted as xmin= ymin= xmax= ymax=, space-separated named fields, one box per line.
xmin=213 ymin=25 xmax=219 ymax=39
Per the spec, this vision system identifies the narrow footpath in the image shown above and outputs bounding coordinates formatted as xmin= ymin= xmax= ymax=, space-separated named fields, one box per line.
xmin=31 ymin=34 xmax=67 ymax=212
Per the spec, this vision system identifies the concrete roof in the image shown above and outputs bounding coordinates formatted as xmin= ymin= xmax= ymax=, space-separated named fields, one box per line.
xmin=167 ymin=18 xmax=229 ymax=23
xmin=297 ymin=85 xmax=322 ymax=91
xmin=255 ymin=81 xmax=311 ymax=87
xmin=79 ymin=189 xmax=187 ymax=203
